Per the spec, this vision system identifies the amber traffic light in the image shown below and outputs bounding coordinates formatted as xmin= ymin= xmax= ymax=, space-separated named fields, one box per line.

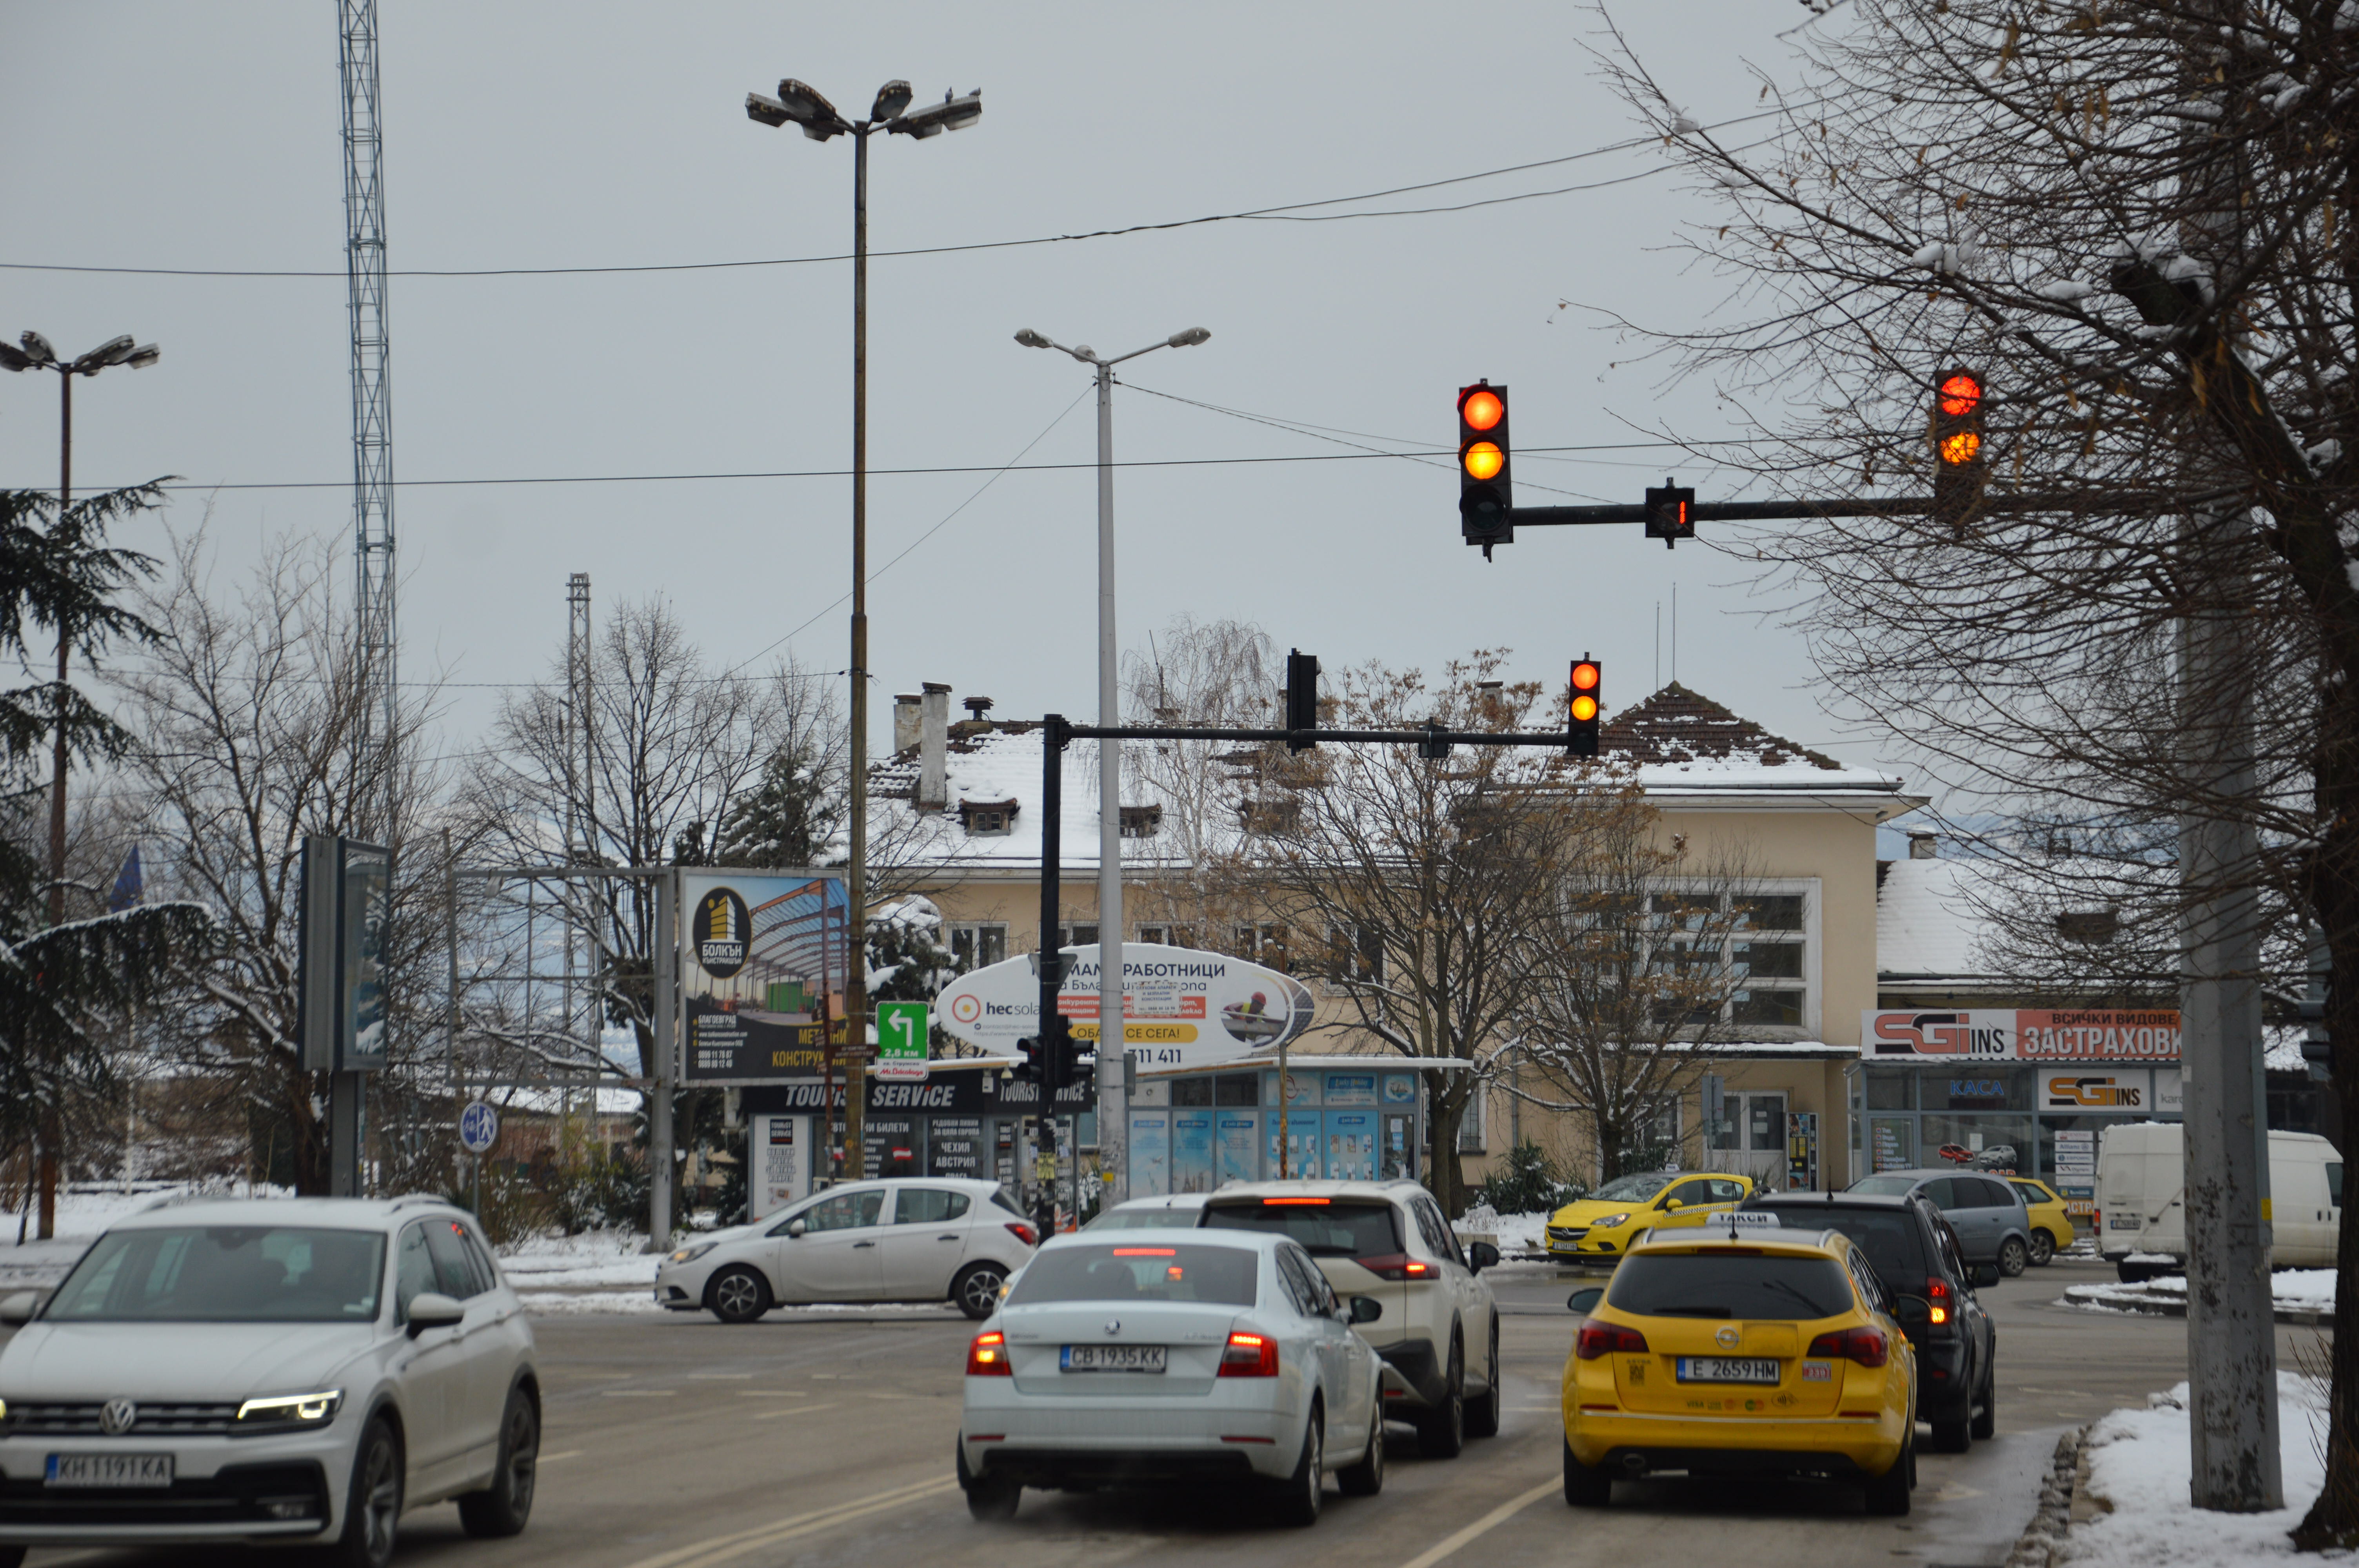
xmin=1459 ymin=380 xmax=1513 ymax=553
xmin=1570 ymin=657 xmax=1601 ymax=757
xmin=1932 ymin=367 xmax=1987 ymax=534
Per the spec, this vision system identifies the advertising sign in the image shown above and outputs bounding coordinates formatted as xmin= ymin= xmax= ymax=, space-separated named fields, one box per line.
xmin=680 ymin=870 xmax=851 ymax=1082
xmin=1861 ymin=1009 xmax=2179 ymax=1063
xmin=877 ymin=1001 xmax=929 ymax=1082
xmin=298 ymin=835 xmax=390 ymax=1073
xmin=936 ymin=943 xmax=1315 ymax=1069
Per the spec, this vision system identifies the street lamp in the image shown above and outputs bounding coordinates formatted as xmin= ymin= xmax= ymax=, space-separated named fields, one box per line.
xmin=746 ymin=78 xmax=980 ymax=1184
xmin=1012 ymin=324 xmax=1211 ymax=1209
xmin=0 ymin=327 xmax=159 ymax=1241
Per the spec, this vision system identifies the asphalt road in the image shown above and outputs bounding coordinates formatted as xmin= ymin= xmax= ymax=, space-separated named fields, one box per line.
xmin=22 ymin=1255 xmax=2327 ymax=1568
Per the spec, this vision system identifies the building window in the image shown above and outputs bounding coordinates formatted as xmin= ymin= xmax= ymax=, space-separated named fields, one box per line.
xmin=1119 ymin=805 xmax=1162 ymax=839
xmin=1636 ymin=1100 xmax=1681 ymax=1167
xmin=1233 ymin=922 xmax=1290 ymax=972
xmin=1057 ymin=924 xmax=1100 ymax=949
xmin=1631 ymin=886 xmax=1812 ymax=1033
xmin=949 ymin=923 xmax=1007 ymax=970
xmin=1708 ymin=1093 xmax=1789 ymax=1153
xmin=1457 ymin=1086 xmax=1486 ymax=1153
xmin=959 ymin=798 xmax=1019 ymax=837
xmin=1135 ymin=924 xmax=1195 ymax=949
xmin=1325 ymin=924 xmax=1384 ymax=985
xmin=1238 ymin=796 xmax=1301 ymax=836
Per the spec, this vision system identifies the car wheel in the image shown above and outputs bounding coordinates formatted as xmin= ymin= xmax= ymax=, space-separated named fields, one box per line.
xmin=323 ymin=1416 xmax=402 ymax=1568
xmin=1562 ymin=1434 xmax=1612 ymax=1507
xmin=956 ymin=1436 xmax=1020 ymax=1521
xmin=1997 ymin=1237 xmax=2029 ymax=1278
xmin=1865 ymin=1422 xmax=1913 ymax=1517
xmin=1464 ymin=1319 xmax=1501 ymax=1439
xmin=1417 ymin=1334 xmax=1466 ymax=1459
xmin=952 ymin=1262 xmax=1007 ymax=1321
xmin=458 ymin=1386 xmax=538 ymax=1538
xmin=1928 ymin=1400 xmax=1972 ymax=1453
xmin=0 ymin=1547 xmax=25 ymax=1568
xmin=1271 ymin=1404 xmax=1324 ymax=1526
xmin=2116 ymin=1259 xmax=2154 ymax=1284
xmin=1337 ymin=1399 xmax=1385 ymax=1497
xmin=2027 ymin=1229 xmax=2055 ymax=1267
xmin=708 ymin=1265 xmax=772 ymax=1324
xmin=1971 ymin=1361 xmax=1997 ymax=1442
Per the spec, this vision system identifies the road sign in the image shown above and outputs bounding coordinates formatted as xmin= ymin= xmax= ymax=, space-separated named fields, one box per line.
xmin=458 ymin=1102 xmax=500 ymax=1154
xmin=877 ymin=1002 xmax=929 ymax=1081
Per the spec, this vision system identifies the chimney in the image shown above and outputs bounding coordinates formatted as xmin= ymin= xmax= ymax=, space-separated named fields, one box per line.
xmin=893 ymin=693 xmax=922 ymax=755
xmin=1907 ymin=831 xmax=1938 ymax=860
xmin=918 ymin=682 xmax=951 ymax=811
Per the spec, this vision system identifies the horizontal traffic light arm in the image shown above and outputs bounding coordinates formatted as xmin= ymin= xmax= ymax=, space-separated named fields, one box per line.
xmin=1056 ymin=721 xmax=1582 ymax=748
xmin=1507 ymin=491 xmax=2166 ymax=526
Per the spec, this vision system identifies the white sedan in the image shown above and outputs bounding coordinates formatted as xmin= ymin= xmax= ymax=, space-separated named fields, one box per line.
xmin=956 ymin=1228 xmax=1386 ymax=1526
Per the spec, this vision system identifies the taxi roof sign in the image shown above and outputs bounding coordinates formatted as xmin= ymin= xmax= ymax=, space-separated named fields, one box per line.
xmin=1657 ymin=1208 xmax=1782 ymax=1232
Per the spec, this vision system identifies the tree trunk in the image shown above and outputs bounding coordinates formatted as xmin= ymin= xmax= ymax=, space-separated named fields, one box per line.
xmin=2294 ymin=863 xmax=2359 ymax=1544
xmin=1428 ymin=1085 xmax=1465 ymax=1219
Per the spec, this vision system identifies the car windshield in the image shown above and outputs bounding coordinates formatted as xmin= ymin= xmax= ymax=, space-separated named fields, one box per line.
xmin=1006 ymin=1244 xmax=1258 ymax=1306
xmin=1845 ymin=1176 xmax=1922 ymax=1196
xmin=46 ymin=1226 xmax=388 ymax=1323
xmin=1083 ymin=1207 xmax=1202 ymax=1230
xmin=1606 ymin=1251 xmax=1854 ymax=1320
xmin=1201 ymin=1199 xmax=1400 ymax=1258
xmin=1590 ymin=1172 xmax=1678 ymax=1203
xmin=1759 ymin=1203 xmax=1930 ymax=1286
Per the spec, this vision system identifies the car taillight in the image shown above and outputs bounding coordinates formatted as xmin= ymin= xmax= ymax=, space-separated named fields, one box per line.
xmin=1807 ymin=1325 xmax=1890 ymax=1368
xmin=1005 ymin=1221 xmax=1038 ymax=1247
xmin=1575 ymin=1320 xmax=1649 ymax=1359
xmin=1218 ymin=1332 xmax=1280 ymax=1377
xmin=966 ymin=1331 xmax=1012 ymax=1376
xmin=1356 ymin=1253 xmax=1435 ymax=1281
xmin=1926 ymin=1277 xmax=1950 ymax=1326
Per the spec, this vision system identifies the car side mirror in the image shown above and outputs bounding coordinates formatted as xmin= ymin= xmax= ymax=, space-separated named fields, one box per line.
xmin=0 ymin=1290 xmax=38 ymax=1326
xmin=1468 ymin=1241 xmax=1500 ymax=1274
xmin=1889 ymin=1294 xmax=1932 ymax=1329
xmin=405 ymin=1292 xmax=465 ymax=1338
xmin=1349 ymin=1295 xmax=1384 ymax=1325
xmin=1567 ymin=1285 xmax=1604 ymax=1315
xmin=787 ymin=1219 xmax=807 ymax=1239
xmin=1972 ymin=1263 xmax=2001 ymax=1289
xmin=1662 ymin=1198 xmax=1685 ymax=1210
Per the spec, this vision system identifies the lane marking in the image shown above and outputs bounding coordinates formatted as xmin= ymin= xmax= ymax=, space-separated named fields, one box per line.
xmin=1393 ymin=1477 xmax=1560 ymax=1568
xmin=689 ymin=1372 xmax=755 ymax=1380
xmin=752 ymin=1401 xmax=840 ymax=1422
xmin=602 ymin=1389 xmax=678 ymax=1397
xmin=620 ymin=1475 xmax=959 ymax=1568
xmin=539 ymin=1450 xmax=584 ymax=1464
xmin=734 ymin=1390 xmax=820 ymax=1398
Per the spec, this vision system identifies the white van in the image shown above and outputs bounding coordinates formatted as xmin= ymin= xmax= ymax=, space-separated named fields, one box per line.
xmin=2098 ymin=1122 xmax=2343 ymax=1281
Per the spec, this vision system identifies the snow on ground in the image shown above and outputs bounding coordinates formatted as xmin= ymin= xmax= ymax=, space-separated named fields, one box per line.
xmin=2066 ymin=1270 xmax=2337 ymax=1316
xmin=496 ymin=1228 xmax=660 ymax=1290
xmin=1456 ymin=1205 xmax=1552 ymax=1256
xmin=2067 ymin=1374 xmax=2334 ymax=1568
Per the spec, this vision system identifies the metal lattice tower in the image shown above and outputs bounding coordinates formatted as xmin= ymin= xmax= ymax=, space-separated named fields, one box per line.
xmin=565 ymin=574 xmax=596 ymax=1071
xmin=339 ymin=0 xmax=396 ymax=824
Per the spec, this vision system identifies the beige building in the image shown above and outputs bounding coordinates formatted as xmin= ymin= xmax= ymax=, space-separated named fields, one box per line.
xmin=869 ymin=682 xmax=1923 ymax=1198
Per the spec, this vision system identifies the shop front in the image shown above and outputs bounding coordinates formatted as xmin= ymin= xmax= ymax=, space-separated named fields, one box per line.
xmin=1125 ymin=1057 xmax=1449 ymax=1196
xmin=1857 ymin=1009 xmax=2181 ymax=1218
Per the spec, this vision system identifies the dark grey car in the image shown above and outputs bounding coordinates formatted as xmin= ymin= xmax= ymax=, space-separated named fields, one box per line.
xmin=1846 ymin=1169 xmax=2036 ymax=1276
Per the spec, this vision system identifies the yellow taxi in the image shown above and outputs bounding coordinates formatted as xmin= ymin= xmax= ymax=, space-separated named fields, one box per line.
xmin=2006 ymin=1176 xmax=2077 ymax=1265
xmin=1560 ymin=1211 xmax=1921 ymax=1515
xmin=1544 ymin=1171 xmax=1756 ymax=1263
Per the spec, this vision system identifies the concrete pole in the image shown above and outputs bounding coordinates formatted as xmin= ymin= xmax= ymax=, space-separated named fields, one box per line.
xmin=1095 ymin=362 xmax=1129 ymax=1208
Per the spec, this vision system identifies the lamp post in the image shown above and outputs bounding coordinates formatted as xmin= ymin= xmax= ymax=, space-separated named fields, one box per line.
xmin=747 ymin=80 xmax=979 ymax=1182
xmin=1013 ymin=325 xmax=1210 ymax=1209
xmin=0 ymin=328 xmax=160 ymax=1240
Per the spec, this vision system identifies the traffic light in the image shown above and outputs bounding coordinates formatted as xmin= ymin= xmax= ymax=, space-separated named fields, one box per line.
xmin=1014 ymin=1034 xmax=1043 ymax=1086
xmin=1645 ymin=481 xmax=1696 ymax=548
xmin=1931 ymin=368 xmax=1987 ymax=536
xmin=1458 ymin=381 xmax=1513 ymax=556
xmin=1569 ymin=656 xmax=1601 ymax=757
xmin=1285 ymin=649 xmax=1320 ymax=753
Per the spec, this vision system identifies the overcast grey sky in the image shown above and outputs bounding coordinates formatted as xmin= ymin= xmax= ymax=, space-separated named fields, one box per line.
xmin=1 ymin=2 xmax=1933 ymax=839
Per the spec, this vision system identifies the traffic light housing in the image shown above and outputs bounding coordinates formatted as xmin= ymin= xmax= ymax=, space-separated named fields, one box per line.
xmin=1458 ymin=381 xmax=1513 ymax=556
xmin=1569 ymin=657 xmax=1601 ymax=757
xmin=1645 ymin=481 xmax=1696 ymax=548
xmin=1014 ymin=1034 xmax=1043 ymax=1086
xmin=1931 ymin=368 xmax=1987 ymax=536
xmin=1285 ymin=649 xmax=1319 ymax=753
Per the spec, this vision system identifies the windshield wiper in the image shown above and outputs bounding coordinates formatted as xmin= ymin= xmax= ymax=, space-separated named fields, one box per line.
xmin=1650 ymin=1304 xmax=1734 ymax=1317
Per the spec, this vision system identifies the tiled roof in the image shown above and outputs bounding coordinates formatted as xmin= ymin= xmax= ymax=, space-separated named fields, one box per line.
xmin=1603 ymin=683 xmax=1846 ymax=771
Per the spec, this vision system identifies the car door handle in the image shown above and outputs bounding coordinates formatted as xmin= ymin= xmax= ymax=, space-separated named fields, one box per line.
xmin=937 ymin=1233 xmax=960 ymax=1241
xmin=853 ymin=1240 xmax=876 ymax=1248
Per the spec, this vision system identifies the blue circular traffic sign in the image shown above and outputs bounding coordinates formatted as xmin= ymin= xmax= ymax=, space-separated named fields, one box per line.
xmin=458 ymin=1102 xmax=499 ymax=1154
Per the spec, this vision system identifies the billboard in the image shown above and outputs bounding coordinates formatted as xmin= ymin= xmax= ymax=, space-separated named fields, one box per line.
xmin=681 ymin=869 xmax=851 ymax=1082
xmin=936 ymin=943 xmax=1315 ymax=1070
xmin=1861 ymin=1009 xmax=2180 ymax=1063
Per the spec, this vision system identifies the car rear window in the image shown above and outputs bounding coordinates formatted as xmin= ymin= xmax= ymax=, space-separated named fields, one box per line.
xmin=1757 ymin=1203 xmax=1930 ymax=1285
xmin=1201 ymin=1199 xmax=1401 ymax=1258
xmin=1846 ymin=1176 xmax=1920 ymax=1196
xmin=1006 ymin=1244 xmax=1259 ymax=1307
xmin=1083 ymin=1207 xmax=1203 ymax=1230
xmin=1606 ymin=1251 xmax=1854 ymax=1320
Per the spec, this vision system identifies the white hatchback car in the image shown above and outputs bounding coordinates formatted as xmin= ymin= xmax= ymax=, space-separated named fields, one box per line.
xmin=0 ymin=1195 xmax=538 ymax=1568
xmin=656 ymin=1177 xmax=1038 ymax=1323
xmin=958 ymin=1228 xmax=1386 ymax=1525
xmin=1080 ymin=1193 xmax=1210 ymax=1230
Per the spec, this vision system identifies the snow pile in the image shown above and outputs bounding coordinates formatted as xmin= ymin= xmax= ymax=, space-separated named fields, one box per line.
xmin=496 ymin=1229 xmax=658 ymax=1291
xmin=2066 ymin=1374 xmax=2329 ymax=1568
xmin=2065 ymin=1270 xmax=2336 ymax=1317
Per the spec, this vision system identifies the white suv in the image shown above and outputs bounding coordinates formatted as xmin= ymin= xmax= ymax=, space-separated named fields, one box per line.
xmin=1198 ymin=1180 xmax=1501 ymax=1457
xmin=656 ymin=1177 xmax=1039 ymax=1322
xmin=0 ymin=1194 xmax=538 ymax=1568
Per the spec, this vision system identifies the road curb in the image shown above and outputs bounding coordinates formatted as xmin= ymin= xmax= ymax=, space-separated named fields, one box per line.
xmin=2001 ymin=1427 xmax=2086 ymax=1568
xmin=2059 ymin=1292 xmax=2329 ymax=1325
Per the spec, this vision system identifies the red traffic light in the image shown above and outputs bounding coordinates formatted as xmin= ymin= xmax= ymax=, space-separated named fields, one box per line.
xmin=1460 ymin=387 xmax=1504 ymax=431
xmin=1937 ymin=373 xmax=1982 ymax=418
xmin=1571 ymin=661 xmax=1600 ymax=693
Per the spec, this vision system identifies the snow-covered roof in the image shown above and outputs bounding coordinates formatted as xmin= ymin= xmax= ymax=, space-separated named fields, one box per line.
xmin=1876 ymin=855 xmax=2007 ymax=978
xmin=1610 ymin=684 xmax=1908 ymax=799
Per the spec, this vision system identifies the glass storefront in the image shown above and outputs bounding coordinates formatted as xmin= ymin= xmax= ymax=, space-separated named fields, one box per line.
xmin=1856 ymin=1065 xmax=2177 ymax=1181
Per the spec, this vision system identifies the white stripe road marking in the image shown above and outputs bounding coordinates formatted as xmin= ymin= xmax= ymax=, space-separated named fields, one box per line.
xmin=620 ymin=1475 xmax=960 ymax=1568
xmin=751 ymin=1401 xmax=840 ymax=1421
xmin=538 ymin=1450 xmax=584 ymax=1464
xmin=1393 ymin=1477 xmax=1561 ymax=1568
xmin=600 ymin=1389 xmax=678 ymax=1397
xmin=688 ymin=1372 xmax=756 ymax=1380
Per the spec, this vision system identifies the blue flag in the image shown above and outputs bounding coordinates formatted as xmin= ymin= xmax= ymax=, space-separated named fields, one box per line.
xmin=108 ymin=845 xmax=143 ymax=913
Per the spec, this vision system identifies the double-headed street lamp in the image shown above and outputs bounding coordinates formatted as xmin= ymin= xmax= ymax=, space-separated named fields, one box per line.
xmin=1013 ymin=325 xmax=1210 ymax=1209
xmin=0 ymin=328 xmax=159 ymax=1241
xmin=746 ymin=79 xmax=980 ymax=1182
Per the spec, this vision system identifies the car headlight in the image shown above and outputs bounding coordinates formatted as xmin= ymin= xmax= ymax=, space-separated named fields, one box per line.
xmin=236 ymin=1390 xmax=343 ymax=1426
xmin=1591 ymin=1213 xmax=1632 ymax=1229
xmin=669 ymin=1242 xmax=718 ymax=1266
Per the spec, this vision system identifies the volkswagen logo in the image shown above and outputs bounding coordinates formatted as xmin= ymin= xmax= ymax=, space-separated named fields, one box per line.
xmin=1714 ymin=1326 xmax=1741 ymax=1350
xmin=1104 ymin=1319 xmax=1121 ymax=1336
xmin=98 ymin=1398 xmax=138 ymax=1436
